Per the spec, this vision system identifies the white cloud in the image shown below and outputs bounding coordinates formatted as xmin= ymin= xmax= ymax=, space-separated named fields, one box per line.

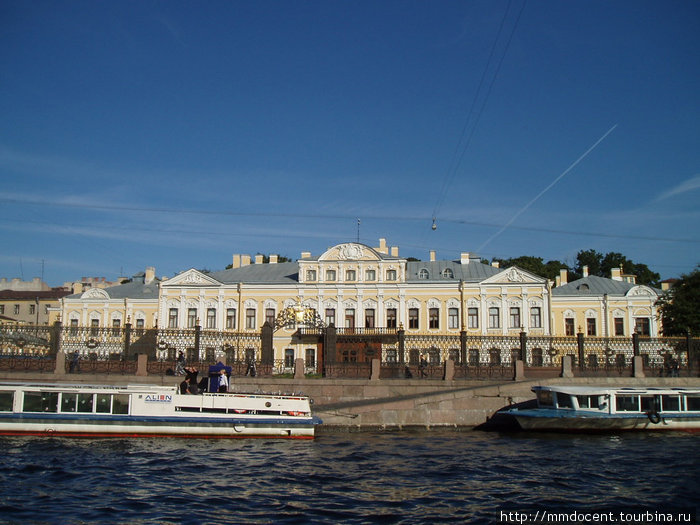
xmin=655 ymin=174 xmax=700 ymax=201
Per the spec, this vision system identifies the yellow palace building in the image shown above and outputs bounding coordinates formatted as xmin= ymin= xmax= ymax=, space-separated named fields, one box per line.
xmin=58 ymin=238 xmax=663 ymax=365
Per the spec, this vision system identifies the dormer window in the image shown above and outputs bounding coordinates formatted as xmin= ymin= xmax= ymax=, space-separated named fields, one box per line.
xmin=578 ymin=283 xmax=589 ymax=291
xmin=442 ymin=268 xmax=454 ymax=279
xmin=418 ymin=269 xmax=430 ymax=279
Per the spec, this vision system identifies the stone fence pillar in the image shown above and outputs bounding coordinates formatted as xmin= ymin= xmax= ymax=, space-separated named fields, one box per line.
xmin=55 ymin=351 xmax=66 ymax=376
xmin=370 ymin=358 xmax=381 ymax=381
xmin=514 ymin=359 xmax=525 ymax=381
xmin=136 ymin=354 xmax=148 ymax=376
xmin=560 ymin=354 xmax=574 ymax=378
xmin=294 ymin=358 xmax=305 ymax=379
xmin=443 ymin=359 xmax=455 ymax=381
xmin=632 ymin=355 xmax=645 ymax=378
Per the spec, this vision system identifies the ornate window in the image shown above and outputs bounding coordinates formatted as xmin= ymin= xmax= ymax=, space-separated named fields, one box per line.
xmin=365 ymin=269 xmax=376 ymax=281
xmin=325 ymin=308 xmax=336 ymax=326
xmin=586 ymin=317 xmax=597 ymax=336
xmin=187 ymin=308 xmax=197 ymax=328
xmin=306 ymin=269 xmax=317 ymax=281
xmin=509 ymin=307 xmax=521 ymax=329
xmin=245 ymin=308 xmax=256 ymax=329
xmin=429 ymin=308 xmax=439 ymax=329
xmin=365 ymin=309 xmax=375 ymax=328
xmin=468 ymin=307 xmax=479 ymax=329
xmin=346 ymin=269 xmax=356 ymax=281
xmin=326 ymin=269 xmax=336 ymax=281
xmin=168 ymin=308 xmax=178 ymax=329
xmin=408 ymin=308 xmax=419 ymax=329
xmin=488 ymin=307 xmax=500 ymax=329
xmin=226 ymin=308 xmax=236 ymax=329
xmin=386 ymin=269 xmax=397 ymax=281
xmin=386 ymin=308 xmax=397 ymax=329
xmin=345 ymin=309 xmax=355 ymax=328
xmin=530 ymin=307 xmax=542 ymax=328
xmin=206 ymin=308 xmax=216 ymax=329
xmin=448 ymin=308 xmax=459 ymax=329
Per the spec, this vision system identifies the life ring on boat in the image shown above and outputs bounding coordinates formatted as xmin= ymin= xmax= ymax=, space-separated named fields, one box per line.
xmin=233 ymin=409 xmax=247 ymax=414
xmin=647 ymin=411 xmax=661 ymax=424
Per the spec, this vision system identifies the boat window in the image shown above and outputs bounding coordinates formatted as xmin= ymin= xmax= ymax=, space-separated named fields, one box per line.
xmin=661 ymin=395 xmax=680 ymax=412
xmin=615 ymin=395 xmax=639 ymax=412
xmin=686 ymin=395 xmax=700 ymax=412
xmin=557 ymin=393 xmax=574 ymax=409
xmin=536 ymin=390 xmax=554 ymax=407
xmin=0 ymin=392 xmax=14 ymax=411
xmin=23 ymin=391 xmax=59 ymax=413
xmin=640 ymin=396 xmax=660 ymax=412
xmin=77 ymin=393 xmax=94 ymax=413
xmin=61 ymin=393 xmax=78 ymax=413
xmin=96 ymin=394 xmax=111 ymax=413
xmin=576 ymin=395 xmax=600 ymax=409
xmin=112 ymin=394 xmax=130 ymax=415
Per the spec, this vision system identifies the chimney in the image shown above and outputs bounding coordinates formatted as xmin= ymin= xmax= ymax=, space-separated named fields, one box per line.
xmin=430 ymin=250 xmax=436 ymax=262
xmin=390 ymin=246 xmax=399 ymax=256
xmin=559 ymin=269 xmax=568 ymax=285
xmin=301 ymin=251 xmax=311 ymax=259
xmin=232 ymin=255 xmax=241 ymax=269
xmin=377 ymin=238 xmax=388 ymax=254
xmin=460 ymin=252 xmax=470 ymax=265
xmin=241 ymin=255 xmax=251 ymax=267
xmin=145 ymin=267 xmax=156 ymax=284
xmin=582 ymin=265 xmax=589 ymax=278
xmin=255 ymin=254 xmax=264 ymax=264
xmin=611 ymin=266 xmax=622 ymax=281
xmin=270 ymin=254 xmax=278 ymax=264
xmin=661 ymin=281 xmax=671 ymax=291
xmin=492 ymin=261 xmax=500 ymax=268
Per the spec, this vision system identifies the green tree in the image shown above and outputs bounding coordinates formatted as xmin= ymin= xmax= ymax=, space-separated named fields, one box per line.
xmin=573 ymin=249 xmax=603 ymax=279
xmin=656 ymin=266 xmax=700 ymax=336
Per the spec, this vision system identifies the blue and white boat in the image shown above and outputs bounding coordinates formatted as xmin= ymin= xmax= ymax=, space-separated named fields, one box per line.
xmin=505 ymin=385 xmax=700 ymax=432
xmin=0 ymin=381 xmax=321 ymax=439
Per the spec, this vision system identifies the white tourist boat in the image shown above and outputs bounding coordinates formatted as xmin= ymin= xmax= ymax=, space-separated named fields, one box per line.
xmin=0 ymin=382 xmax=321 ymax=439
xmin=505 ymin=385 xmax=700 ymax=432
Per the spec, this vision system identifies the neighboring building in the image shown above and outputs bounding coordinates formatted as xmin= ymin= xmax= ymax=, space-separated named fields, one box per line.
xmin=551 ymin=268 xmax=662 ymax=337
xmin=0 ymin=277 xmax=54 ymax=292
xmin=58 ymin=267 xmax=160 ymax=330
xmin=0 ymin=289 xmax=72 ymax=325
xmin=62 ymin=276 xmax=125 ymax=295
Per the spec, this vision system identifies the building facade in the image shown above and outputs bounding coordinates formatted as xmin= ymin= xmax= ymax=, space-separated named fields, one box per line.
xmin=56 ymin=239 xmax=663 ymax=365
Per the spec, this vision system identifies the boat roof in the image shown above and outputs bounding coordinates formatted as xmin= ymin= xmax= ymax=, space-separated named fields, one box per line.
xmin=532 ymin=385 xmax=700 ymax=395
xmin=0 ymin=381 xmax=174 ymax=392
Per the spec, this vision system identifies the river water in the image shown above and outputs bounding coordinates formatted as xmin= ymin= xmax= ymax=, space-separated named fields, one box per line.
xmin=0 ymin=430 xmax=697 ymax=524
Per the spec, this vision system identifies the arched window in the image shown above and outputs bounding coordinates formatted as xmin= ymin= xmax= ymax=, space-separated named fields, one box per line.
xmin=442 ymin=268 xmax=454 ymax=278
xmin=418 ymin=269 xmax=429 ymax=279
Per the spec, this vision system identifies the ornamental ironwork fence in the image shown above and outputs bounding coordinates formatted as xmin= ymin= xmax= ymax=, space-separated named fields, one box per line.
xmin=0 ymin=322 xmax=697 ymax=379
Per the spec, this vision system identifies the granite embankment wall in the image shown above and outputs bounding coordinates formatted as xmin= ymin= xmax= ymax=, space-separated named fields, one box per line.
xmin=2 ymin=365 xmax=698 ymax=432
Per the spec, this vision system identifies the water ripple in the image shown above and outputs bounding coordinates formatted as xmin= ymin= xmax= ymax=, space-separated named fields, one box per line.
xmin=0 ymin=432 xmax=697 ymax=524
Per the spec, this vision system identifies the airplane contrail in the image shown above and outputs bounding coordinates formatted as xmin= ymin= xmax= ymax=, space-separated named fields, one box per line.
xmin=477 ymin=124 xmax=618 ymax=253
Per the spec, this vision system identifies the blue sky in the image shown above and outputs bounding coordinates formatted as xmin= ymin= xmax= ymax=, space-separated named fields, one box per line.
xmin=1 ymin=0 xmax=698 ymax=287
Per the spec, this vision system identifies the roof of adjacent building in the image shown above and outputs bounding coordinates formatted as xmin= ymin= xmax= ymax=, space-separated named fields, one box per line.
xmin=65 ymin=275 xmax=160 ymax=300
xmin=0 ymin=290 xmax=71 ymax=300
xmin=552 ymin=275 xmax=661 ymax=296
